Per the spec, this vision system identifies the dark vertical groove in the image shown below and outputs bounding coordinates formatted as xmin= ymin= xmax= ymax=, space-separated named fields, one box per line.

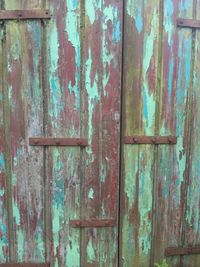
xmin=150 ymin=0 xmax=164 ymax=265
xmin=118 ymin=0 xmax=126 ymax=265
xmin=180 ymin=0 xmax=197 ymax=265
xmin=41 ymin=0 xmax=51 ymax=263
xmin=1 ymin=0 xmax=14 ymax=261
xmin=79 ymin=0 xmax=85 ymax=265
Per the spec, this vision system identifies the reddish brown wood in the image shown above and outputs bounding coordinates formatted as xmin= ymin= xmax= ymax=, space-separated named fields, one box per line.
xmin=70 ymin=219 xmax=116 ymax=228
xmin=0 ymin=10 xmax=50 ymax=20
xmin=124 ymin=136 xmax=177 ymax=145
xmin=177 ymin=18 xmax=200 ymax=29
xmin=0 ymin=264 xmax=50 ymax=267
xmin=165 ymin=247 xmax=200 ymax=256
xmin=29 ymin=138 xmax=88 ymax=147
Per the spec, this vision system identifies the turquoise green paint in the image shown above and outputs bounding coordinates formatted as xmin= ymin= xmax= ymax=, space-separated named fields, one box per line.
xmin=52 ymin=149 xmax=64 ymax=262
xmin=0 ymin=152 xmax=5 ymax=171
xmin=122 ymin=214 xmax=135 ymax=266
xmin=0 ymin=188 xmax=4 ymax=197
xmin=66 ymin=0 xmax=80 ymax=109
xmin=124 ymin=146 xmax=137 ymax=206
xmin=27 ymin=22 xmax=42 ymax=111
xmin=85 ymin=0 xmax=101 ymax=24
xmin=10 ymin=25 xmax=21 ymax=61
xmin=100 ymin=163 xmax=106 ymax=183
xmin=50 ymin=24 xmax=59 ymax=74
xmin=123 ymin=146 xmax=153 ymax=264
xmin=126 ymin=0 xmax=143 ymax=33
xmin=87 ymin=239 xmax=96 ymax=263
xmin=12 ymin=178 xmax=20 ymax=226
xmin=142 ymin=8 xmax=157 ymax=134
xmin=33 ymin=230 xmax=45 ymax=261
xmin=85 ymin=49 xmax=99 ymax=149
xmin=17 ymin=229 xmax=25 ymax=261
xmin=7 ymin=85 xmax=15 ymax=113
xmin=138 ymin=149 xmax=153 ymax=256
xmin=88 ymin=188 xmax=94 ymax=199
xmin=66 ymin=240 xmax=80 ymax=267
xmin=164 ymin=0 xmax=174 ymax=46
xmin=49 ymin=21 xmax=64 ymax=122
xmin=102 ymin=5 xmax=118 ymax=96
xmin=0 ymin=185 xmax=8 ymax=262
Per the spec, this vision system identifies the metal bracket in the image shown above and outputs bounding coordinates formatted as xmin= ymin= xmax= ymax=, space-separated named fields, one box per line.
xmin=70 ymin=219 xmax=116 ymax=228
xmin=177 ymin=18 xmax=200 ymax=29
xmin=0 ymin=10 xmax=51 ymax=20
xmin=165 ymin=247 xmax=200 ymax=257
xmin=29 ymin=138 xmax=88 ymax=147
xmin=124 ymin=136 xmax=177 ymax=145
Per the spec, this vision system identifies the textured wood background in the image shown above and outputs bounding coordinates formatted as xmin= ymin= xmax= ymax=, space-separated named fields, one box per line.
xmin=0 ymin=0 xmax=200 ymax=266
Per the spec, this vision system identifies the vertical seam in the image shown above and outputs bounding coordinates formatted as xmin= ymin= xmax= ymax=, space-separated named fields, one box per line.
xmin=41 ymin=0 xmax=50 ymax=263
xmin=1 ymin=0 xmax=14 ymax=261
xmin=118 ymin=0 xmax=126 ymax=265
xmin=150 ymin=0 xmax=164 ymax=265
xmin=80 ymin=0 xmax=85 ymax=265
xmin=180 ymin=0 xmax=197 ymax=258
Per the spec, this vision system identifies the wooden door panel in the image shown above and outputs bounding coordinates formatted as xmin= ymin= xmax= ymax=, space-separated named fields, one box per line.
xmin=5 ymin=0 xmax=45 ymax=260
xmin=121 ymin=0 xmax=200 ymax=267
xmin=152 ymin=0 xmax=194 ymax=266
xmin=46 ymin=1 xmax=82 ymax=266
xmin=182 ymin=1 xmax=200 ymax=266
xmin=0 ymin=0 xmax=122 ymax=266
xmin=81 ymin=1 xmax=122 ymax=266
xmin=121 ymin=0 xmax=160 ymax=266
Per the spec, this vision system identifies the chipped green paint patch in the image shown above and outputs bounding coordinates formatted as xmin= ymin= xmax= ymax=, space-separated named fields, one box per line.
xmin=85 ymin=49 xmax=99 ymax=146
xmin=88 ymin=188 xmax=94 ymax=199
xmin=87 ymin=238 xmax=96 ymax=263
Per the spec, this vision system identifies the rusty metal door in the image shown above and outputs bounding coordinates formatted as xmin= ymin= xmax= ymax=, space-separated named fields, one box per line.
xmin=120 ymin=0 xmax=200 ymax=267
xmin=0 ymin=0 xmax=122 ymax=266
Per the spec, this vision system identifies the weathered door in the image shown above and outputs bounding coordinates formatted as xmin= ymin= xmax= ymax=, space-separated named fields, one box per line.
xmin=0 ymin=0 xmax=122 ymax=266
xmin=120 ymin=0 xmax=200 ymax=267
xmin=1 ymin=0 xmax=200 ymax=267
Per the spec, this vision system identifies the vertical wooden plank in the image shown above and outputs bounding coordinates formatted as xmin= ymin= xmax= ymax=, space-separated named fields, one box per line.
xmin=81 ymin=0 xmax=122 ymax=266
xmin=152 ymin=1 xmax=194 ymax=267
xmin=183 ymin=1 xmax=200 ymax=266
xmin=0 ymin=18 xmax=9 ymax=263
xmin=47 ymin=1 xmax=81 ymax=266
xmin=121 ymin=0 xmax=159 ymax=266
xmin=5 ymin=1 xmax=45 ymax=262
xmin=82 ymin=0 xmax=122 ymax=266
xmin=98 ymin=1 xmax=121 ymax=266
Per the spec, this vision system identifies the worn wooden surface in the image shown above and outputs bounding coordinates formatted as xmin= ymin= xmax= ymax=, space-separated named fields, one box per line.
xmin=120 ymin=0 xmax=200 ymax=266
xmin=1 ymin=0 xmax=200 ymax=266
xmin=0 ymin=0 xmax=122 ymax=266
xmin=120 ymin=0 xmax=159 ymax=266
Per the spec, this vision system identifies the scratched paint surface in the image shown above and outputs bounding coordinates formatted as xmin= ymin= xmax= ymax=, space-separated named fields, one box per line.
xmin=5 ymin=0 xmax=45 ymax=261
xmin=121 ymin=0 xmax=159 ymax=266
xmin=0 ymin=19 xmax=8 ymax=262
xmin=1 ymin=0 xmax=200 ymax=266
xmin=1 ymin=0 xmax=122 ymax=266
xmin=81 ymin=1 xmax=122 ymax=266
xmin=121 ymin=0 xmax=200 ymax=267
